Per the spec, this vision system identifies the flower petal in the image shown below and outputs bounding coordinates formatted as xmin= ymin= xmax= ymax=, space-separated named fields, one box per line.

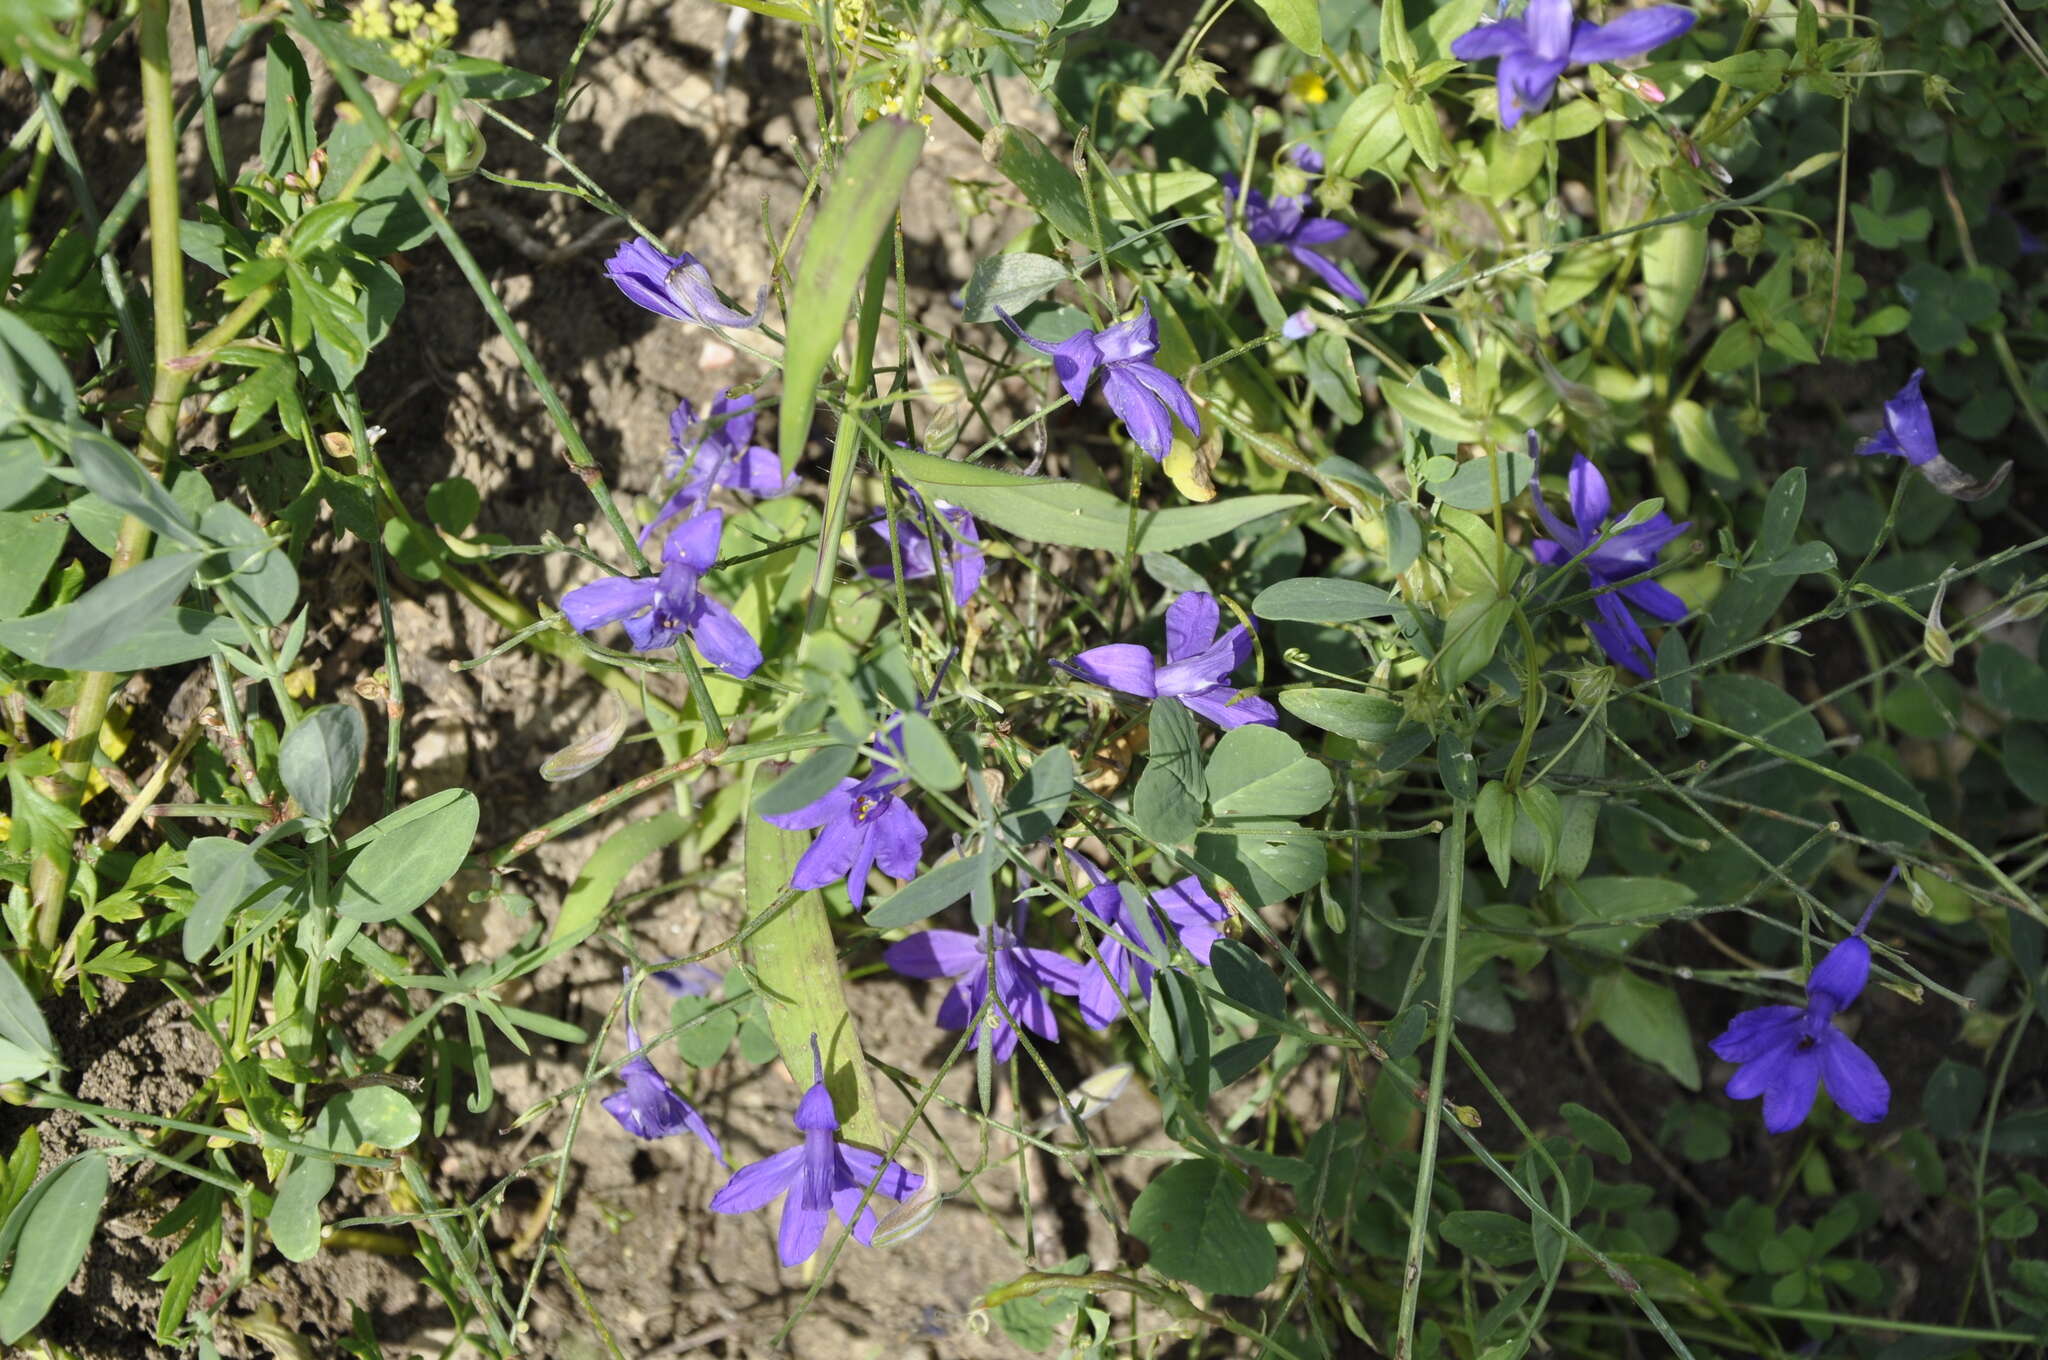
xmin=667 ymin=257 xmax=768 ymax=329
xmin=1100 ymin=367 xmax=1176 ymax=462
xmin=1806 ymin=934 xmax=1870 ymax=1016
xmin=561 ymin=577 xmax=653 ymax=633
xmin=868 ymin=798 xmax=928 ymax=882
xmin=665 ymin=508 xmax=725 ymax=573
xmin=1176 ymin=687 xmax=1279 ymax=730
xmin=1879 ymin=368 xmax=1941 ymax=466
xmin=729 ymin=446 xmax=798 ymax=497
xmin=1164 ymin=592 xmax=1221 ymax=663
xmin=760 ymin=780 xmax=857 ymax=831
xmin=1588 ymin=591 xmax=1655 ymax=677
xmin=1497 ymin=51 xmax=1569 ymax=125
xmin=1708 ymin=1005 xmax=1803 ymax=1063
xmin=1761 ymin=1051 xmax=1822 ymax=1133
xmin=777 ymin=1196 xmax=829 ymax=1267
xmin=1154 ymin=625 xmax=1252 ymax=697
xmin=1568 ymin=454 xmax=1612 ymax=532
xmin=687 ymin=595 xmax=763 ymax=678
xmin=1618 ymin=577 xmax=1689 ymax=624
xmin=788 ymin=812 xmax=865 ymax=893
xmin=1093 ymin=303 xmax=1162 ymax=364
xmin=1452 ymin=15 xmax=1531 ymax=59
xmin=605 ymin=240 xmax=691 ymax=320
xmin=1568 ymin=5 xmax=1696 ymax=64
xmin=884 ymin=929 xmax=982 ymax=980
xmin=1067 ymin=644 xmax=1161 ymax=698
xmin=1111 ymin=360 xmax=1202 ymax=444
xmin=709 ymin=1145 xmax=803 ymax=1214
xmin=1817 ymin=1030 xmax=1890 ymax=1124
xmin=1290 ymin=244 xmax=1368 ymax=303
xmin=1523 ymin=0 xmax=1575 ymax=60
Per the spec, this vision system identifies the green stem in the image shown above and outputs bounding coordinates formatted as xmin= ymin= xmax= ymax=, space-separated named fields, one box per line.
xmin=1396 ymin=805 xmax=1466 ymax=1360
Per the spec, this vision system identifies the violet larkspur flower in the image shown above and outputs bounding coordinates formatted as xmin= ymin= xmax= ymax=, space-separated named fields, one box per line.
xmin=601 ymin=975 xmax=726 ymax=1160
xmin=641 ymin=392 xmax=797 ymax=543
xmin=884 ymin=914 xmax=1087 ymax=1062
xmin=1709 ymin=870 xmax=1897 ymax=1134
xmin=866 ymin=482 xmax=986 ymax=607
xmin=1223 ymin=175 xmax=1366 ymax=303
xmin=559 ymin=508 xmax=763 ymax=677
xmin=708 ymin=1039 xmax=923 ymax=1268
xmin=760 ymin=719 xmax=926 ymax=909
xmin=1061 ymin=591 xmax=1278 ymax=729
xmin=1451 ymin=0 xmax=1696 ymax=129
xmin=1069 ymin=859 xmax=1231 ymax=1028
xmin=993 ymin=301 xmax=1200 ymax=462
xmin=1529 ymin=445 xmax=1691 ymax=678
xmin=1854 ymin=368 xmax=2012 ymax=502
xmin=605 ymin=239 xmax=768 ymax=329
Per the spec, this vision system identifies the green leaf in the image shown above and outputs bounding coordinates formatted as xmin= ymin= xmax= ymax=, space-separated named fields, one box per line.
xmin=278 ymin=705 xmax=366 ymax=825
xmin=670 ymin=992 xmax=740 ymax=1068
xmin=777 ymin=118 xmax=924 ymax=472
xmin=1003 ymin=745 xmax=1076 ymax=844
xmin=202 ymin=501 xmax=299 ymax=626
xmin=753 ymin=743 xmax=858 ymax=819
xmin=1668 ymin=400 xmax=1737 ymax=480
xmin=1641 ymin=171 xmax=1707 ymax=348
xmin=1705 ymin=48 xmax=1790 ymax=90
xmin=961 ymin=252 xmax=1070 ymax=323
xmin=0 ymin=957 xmax=56 ymax=1082
xmin=326 ymin=1085 xmax=422 ymax=1149
xmin=864 ymin=850 xmax=995 ymax=929
xmin=1834 ymin=752 xmax=1930 ymax=850
xmin=1251 ymin=0 xmax=1321 ymax=52
xmin=1150 ymin=970 xmax=1212 ymax=1105
xmin=1439 ymin=593 xmax=1512 ymax=690
xmin=333 ymin=789 xmax=480 ymax=923
xmin=1558 ymin=876 xmax=1695 ymax=955
xmin=1981 ymin=644 xmax=2048 ymax=721
xmin=0 ymin=0 xmax=91 ymax=87
xmin=1252 ymin=578 xmax=1399 ymax=624
xmin=1277 ymin=688 xmax=1403 ymax=742
xmin=1560 ymin=1101 xmax=1632 ymax=1163
xmin=1133 ymin=698 xmax=1206 ymax=845
xmin=985 ymin=123 xmax=1099 ymax=245
xmin=1206 ymin=726 xmax=1333 ymax=819
xmin=1425 ymin=450 xmax=1535 ymax=511
xmin=438 ymin=54 xmax=550 ymax=100
xmin=0 ymin=1154 xmax=107 ymax=1343
xmin=425 ymin=477 xmax=480 ymax=534
xmin=1330 ymin=84 xmax=1406 ymax=179
xmin=0 ymin=572 xmax=242 ymax=673
xmin=885 ymin=445 xmax=1307 ymax=554
xmin=1587 ymin=970 xmax=1700 ymax=1090
xmin=0 ymin=510 xmax=67 ymax=620
xmin=1381 ymin=369 xmax=1484 ymax=442
xmin=1195 ymin=821 xmax=1325 ymax=907
xmin=181 ymin=836 xmax=289 ymax=964
xmin=1440 ymin=1209 xmax=1536 ymax=1265
xmin=1699 ymin=674 xmax=1826 ymax=757
xmin=1211 ymin=939 xmax=1286 ymax=1019
xmin=549 ymin=812 xmax=687 ymax=945
xmin=1128 ymin=1160 xmax=1276 ymax=1295
xmin=1474 ymin=780 xmax=1514 ymax=887
xmin=897 ymin=713 xmax=964 ymax=793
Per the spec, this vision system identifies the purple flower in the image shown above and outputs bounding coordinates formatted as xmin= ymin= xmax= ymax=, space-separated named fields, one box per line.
xmin=1709 ymin=870 xmax=1896 ymax=1134
xmin=1062 ymin=591 xmax=1278 ymax=730
xmin=1153 ymin=876 xmax=1229 ymax=963
xmin=1451 ymin=0 xmax=1696 ymax=128
xmin=1282 ymin=309 xmax=1316 ymax=341
xmin=1529 ymin=445 xmax=1691 ymax=678
xmin=641 ymin=392 xmax=797 ymax=544
xmin=760 ymin=719 xmax=926 ymax=909
xmin=866 ymin=482 xmax=986 ymax=607
xmin=603 ymin=1019 xmax=727 ymax=1162
xmin=884 ymin=916 xmax=1087 ymax=1062
xmin=605 ymin=239 xmax=768 ymax=329
xmin=652 ymin=963 xmax=723 ymax=997
xmin=708 ymin=1039 xmax=923 ymax=1267
xmin=1289 ymin=144 xmax=1325 ymax=173
xmin=1853 ymin=369 xmax=2013 ymax=501
xmin=994 ymin=301 xmax=1200 ymax=462
xmin=1223 ymin=176 xmax=1366 ymax=303
xmin=1069 ymin=855 xmax=1171 ymax=1029
xmin=559 ymin=508 xmax=763 ymax=676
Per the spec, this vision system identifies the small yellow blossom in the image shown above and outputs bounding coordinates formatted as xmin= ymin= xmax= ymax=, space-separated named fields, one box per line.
xmin=1287 ymin=70 xmax=1329 ymax=104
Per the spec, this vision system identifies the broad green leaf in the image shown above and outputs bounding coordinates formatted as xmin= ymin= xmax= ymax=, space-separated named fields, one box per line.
xmin=1206 ymin=726 xmax=1333 ymax=818
xmin=1211 ymin=939 xmax=1286 ymax=1019
xmin=0 ymin=957 xmax=55 ymax=1082
xmin=1558 ymin=876 xmax=1696 ymax=955
xmin=1561 ymin=1101 xmax=1632 ymax=1163
xmin=1251 ymin=0 xmax=1320 ymax=52
xmin=1278 ymin=688 xmax=1403 ymax=742
xmin=1474 ymin=780 xmax=1514 ymax=886
xmin=961 ymin=252 xmax=1070 ymax=323
xmin=1587 ymin=970 xmax=1700 ymax=1090
xmin=1133 ymin=697 xmax=1206 ymax=844
xmin=0 ymin=595 xmax=239 ymax=670
xmin=898 ymin=712 xmax=964 ymax=793
xmin=1439 ymin=592 xmax=1512 ymax=690
xmin=985 ymin=124 xmax=1098 ymax=244
xmin=201 ymin=500 xmax=299 ymax=626
xmin=1195 ymin=820 xmax=1325 ymax=907
xmin=1150 ymin=970 xmax=1212 ymax=1106
xmin=1003 ymin=745 xmax=1076 ymax=843
xmin=1699 ymin=674 xmax=1826 ymax=758
xmin=278 ymin=705 xmax=366 ymax=825
xmin=1252 ymin=578 xmax=1399 ymax=624
xmin=333 ymin=789 xmax=480 ymax=923
xmin=886 ymin=446 xmax=1307 ymax=554
xmin=549 ymin=812 xmax=687 ymax=945
xmin=1669 ymin=400 xmax=1737 ymax=480
xmin=327 ymin=1085 xmax=422 ymax=1149
xmin=1834 ymin=752 xmax=1930 ymax=850
xmin=1440 ymin=1209 xmax=1536 ymax=1265
xmin=1641 ymin=171 xmax=1707 ymax=349
xmin=0 ymin=510 xmax=66 ymax=620
xmin=1128 ymin=1160 xmax=1277 ymax=1295
xmin=1381 ymin=369 xmax=1484 ymax=442
xmin=61 ymin=429 xmax=204 ymax=548
xmin=1331 ymin=84 xmax=1406 ymax=178
xmin=32 ymin=551 xmax=200 ymax=670
xmin=182 ymin=837 xmax=275 ymax=964
xmin=1425 ymin=449 xmax=1535 ymax=510
xmin=0 ymin=1154 xmax=107 ymax=1343
xmin=777 ymin=119 xmax=924 ymax=472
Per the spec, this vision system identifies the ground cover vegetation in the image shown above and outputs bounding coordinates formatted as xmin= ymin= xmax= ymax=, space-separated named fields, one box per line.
xmin=1 ymin=0 xmax=2046 ymax=1353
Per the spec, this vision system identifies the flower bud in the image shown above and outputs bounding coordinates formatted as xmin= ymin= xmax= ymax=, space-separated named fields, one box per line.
xmin=1176 ymin=59 xmax=1224 ymax=102
xmin=1272 ymin=164 xmax=1311 ymax=198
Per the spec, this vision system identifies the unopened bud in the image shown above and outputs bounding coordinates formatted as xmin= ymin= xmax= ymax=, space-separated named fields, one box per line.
xmin=1272 ymin=164 xmax=1311 ymax=198
xmin=1923 ymin=573 xmax=1954 ymax=667
xmin=1176 ymin=58 xmax=1224 ymax=102
xmin=1620 ymin=72 xmax=1666 ymax=103
xmin=0 ymin=1082 xmax=29 ymax=1106
xmin=1113 ymin=84 xmax=1157 ymax=126
xmin=1568 ymin=663 xmax=1615 ymax=709
xmin=1730 ymin=222 xmax=1765 ymax=260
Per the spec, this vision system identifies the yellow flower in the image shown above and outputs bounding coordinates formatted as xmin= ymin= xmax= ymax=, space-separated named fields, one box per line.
xmin=1287 ymin=71 xmax=1329 ymax=104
